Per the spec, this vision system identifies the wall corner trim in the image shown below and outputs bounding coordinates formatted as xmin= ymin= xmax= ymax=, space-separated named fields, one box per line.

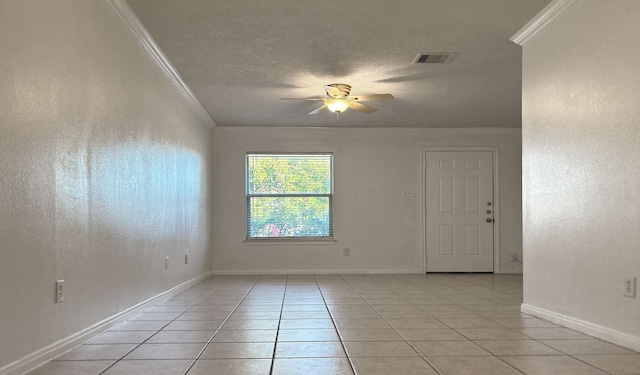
xmin=0 ymin=272 xmax=212 ymax=375
xmin=105 ymin=0 xmax=216 ymax=130
xmin=510 ymin=0 xmax=576 ymax=46
xmin=521 ymin=303 xmax=640 ymax=352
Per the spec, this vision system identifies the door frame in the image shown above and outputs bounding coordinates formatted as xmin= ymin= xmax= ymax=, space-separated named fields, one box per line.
xmin=421 ymin=147 xmax=501 ymax=273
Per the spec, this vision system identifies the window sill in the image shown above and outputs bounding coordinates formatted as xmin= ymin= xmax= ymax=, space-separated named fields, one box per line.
xmin=243 ymin=238 xmax=336 ymax=246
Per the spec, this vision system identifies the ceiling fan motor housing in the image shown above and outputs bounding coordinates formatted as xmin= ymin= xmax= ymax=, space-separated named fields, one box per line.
xmin=326 ymin=83 xmax=352 ymax=98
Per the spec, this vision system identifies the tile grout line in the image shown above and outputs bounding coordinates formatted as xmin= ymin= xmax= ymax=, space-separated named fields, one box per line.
xmin=182 ymin=275 xmax=265 ymax=375
xmin=93 ymin=276 xmax=234 ymax=375
xmin=362 ymin=274 xmax=449 ymax=375
xmin=392 ymin=274 xmax=617 ymax=374
xmin=43 ymin=274 xmax=633 ymax=375
xmin=395 ymin=274 xmax=519 ymax=304
xmin=314 ymin=274 xmax=358 ymax=375
xmin=386 ymin=274 xmax=529 ymax=375
xmin=267 ymin=276 xmax=288 ymax=375
xmin=336 ymin=274 xmax=444 ymax=375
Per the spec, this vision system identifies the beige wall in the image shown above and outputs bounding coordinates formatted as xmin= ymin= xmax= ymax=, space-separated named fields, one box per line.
xmin=212 ymin=127 xmax=522 ymax=274
xmin=0 ymin=0 xmax=213 ymax=369
xmin=521 ymin=1 xmax=640 ymax=349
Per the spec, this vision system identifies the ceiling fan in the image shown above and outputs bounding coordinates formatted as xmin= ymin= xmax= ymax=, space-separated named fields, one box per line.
xmin=282 ymin=83 xmax=394 ymax=115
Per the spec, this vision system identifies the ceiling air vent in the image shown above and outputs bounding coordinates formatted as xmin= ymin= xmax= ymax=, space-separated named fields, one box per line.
xmin=413 ymin=53 xmax=456 ymax=64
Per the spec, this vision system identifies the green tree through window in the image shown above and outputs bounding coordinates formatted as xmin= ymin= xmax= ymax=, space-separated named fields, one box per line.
xmin=246 ymin=153 xmax=333 ymax=238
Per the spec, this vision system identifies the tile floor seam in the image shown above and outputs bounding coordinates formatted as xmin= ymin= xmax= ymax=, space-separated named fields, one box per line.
xmin=338 ymin=274 xmax=443 ymax=375
xmin=183 ymin=275 xmax=275 ymax=375
xmin=485 ymin=354 xmax=529 ymax=375
xmin=181 ymin=275 xmax=266 ymax=375
xmin=313 ymin=274 xmax=358 ymax=375
xmin=564 ymin=353 xmax=617 ymax=375
xmin=387 ymin=275 xmax=531 ymax=375
xmin=355 ymin=274 xmax=530 ymax=375
xmin=93 ymin=276 xmax=234 ymax=375
xmin=403 ymin=273 xmax=522 ymax=302
xmin=497 ymin=354 xmax=616 ymax=375
xmin=267 ymin=276 xmax=289 ymax=375
xmin=99 ymin=301 xmax=212 ymax=370
xmin=372 ymin=275 xmax=498 ymax=369
xmin=25 ymin=274 xmax=640 ymax=375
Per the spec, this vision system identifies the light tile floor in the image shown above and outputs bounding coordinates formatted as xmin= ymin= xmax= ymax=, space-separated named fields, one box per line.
xmin=26 ymin=274 xmax=640 ymax=375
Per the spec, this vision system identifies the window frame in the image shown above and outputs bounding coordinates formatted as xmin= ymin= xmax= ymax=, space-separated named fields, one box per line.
xmin=245 ymin=152 xmax=334 ymax=241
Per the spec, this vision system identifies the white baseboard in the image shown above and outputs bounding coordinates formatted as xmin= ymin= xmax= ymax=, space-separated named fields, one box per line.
xmin=212 ymin=269 xmax=523 ymax=275
xmin=0 ymin=272 xmax=212 ymax=375
xmin=521 ymin=303 xmax=640 ymax=352
xmin=211 ymin=269 xmax=423 ymax=275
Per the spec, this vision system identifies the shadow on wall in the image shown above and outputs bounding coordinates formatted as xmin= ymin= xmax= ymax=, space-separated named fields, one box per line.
xmin=55 ymin=140 xmax=204 ymax=242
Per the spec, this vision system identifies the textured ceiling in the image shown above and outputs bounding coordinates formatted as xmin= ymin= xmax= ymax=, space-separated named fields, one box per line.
xmin=126 ymin=0 xmax=550 ymax=128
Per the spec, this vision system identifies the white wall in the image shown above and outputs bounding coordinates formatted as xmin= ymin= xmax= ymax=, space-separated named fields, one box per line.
xmin=0 ymin=0 xmax=213 ymax=370
xmin=521 ymin=1 xmax=640 ymax=349
xmin=212 ymin=127 xmax=522 ymax=274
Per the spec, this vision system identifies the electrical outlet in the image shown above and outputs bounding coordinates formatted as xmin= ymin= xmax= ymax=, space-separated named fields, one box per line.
xmin=165 ymin=257 xmax=169 ymax=270
xmin=55 ymin=280 xmax=64 ymax=303
xmin=184 ymin=253 xmax=188 ymax=265
xmin=343 ymin=248 xmax=350 ymax=256
xmin=624 ymin=277 xmax=636 ymax=298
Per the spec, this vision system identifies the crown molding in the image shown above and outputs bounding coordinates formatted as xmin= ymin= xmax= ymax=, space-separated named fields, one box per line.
xmin=213 ymin=126 xmax=521 ymax=136
xmin=510 ymin=0 xmax=576 ymax=46
xmin=105 ymin=0 xmax=215 ymax=129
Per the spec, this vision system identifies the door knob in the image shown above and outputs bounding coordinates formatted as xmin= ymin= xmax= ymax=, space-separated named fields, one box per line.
xmin=486 ymin=218 xmax=493 ymax=223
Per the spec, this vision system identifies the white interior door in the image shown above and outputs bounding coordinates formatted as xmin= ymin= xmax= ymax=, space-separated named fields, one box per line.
xmin=425 ymin=151 xmax=494 ymax=272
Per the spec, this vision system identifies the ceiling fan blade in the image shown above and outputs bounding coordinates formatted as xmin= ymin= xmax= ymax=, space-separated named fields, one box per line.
xmin=281 ymin=97 xmax=324 ymax=101
xmin=323 ymin=85 xmax=342 ymax=98
xmin=349 ymin=102 xmax=377 ymax=114
xmin=309 ymin=105 xmax=327 ymax=115
xmin=350 ymin=94 xmax=394 ymax=101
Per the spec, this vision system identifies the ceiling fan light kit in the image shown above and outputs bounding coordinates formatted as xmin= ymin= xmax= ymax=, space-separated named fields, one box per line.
xmin=325 ymin=98 xmax=351 ymax=113
xmin=282 ymin=83 xmax=394 ymax=116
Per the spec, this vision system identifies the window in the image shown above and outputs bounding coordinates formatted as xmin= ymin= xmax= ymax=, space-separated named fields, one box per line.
xmin=246 ymin=153 xmax=333 ymax=239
